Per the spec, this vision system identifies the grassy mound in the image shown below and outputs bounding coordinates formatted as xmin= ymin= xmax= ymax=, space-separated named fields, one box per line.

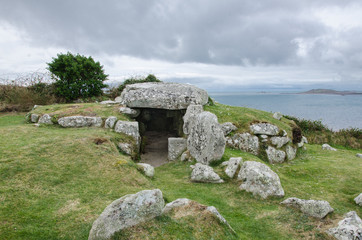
xmin=1 ymin=103 xmax=361 ymax=239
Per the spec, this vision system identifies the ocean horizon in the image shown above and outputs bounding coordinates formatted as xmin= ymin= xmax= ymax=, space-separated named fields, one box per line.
xmin=209 ymin=92 xmax=362 ymax=131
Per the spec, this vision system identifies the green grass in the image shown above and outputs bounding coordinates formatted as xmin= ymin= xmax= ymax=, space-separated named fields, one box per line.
xmin=1 ymin=112 xmax=361 ymax=240
xmin=205 ymin=103 xmax=295 ymax=136
xmin=29 ymin=103 xmax=130 ymax=121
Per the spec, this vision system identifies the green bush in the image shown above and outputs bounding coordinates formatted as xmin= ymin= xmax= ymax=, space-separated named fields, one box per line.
xmin=47 ymin=52 xmax=108 ymax=101
xmin=117 ymin=74 xmax=161 ymax=93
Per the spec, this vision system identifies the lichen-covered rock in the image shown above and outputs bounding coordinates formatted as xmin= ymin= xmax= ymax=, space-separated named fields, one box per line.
xmin=302 ymin=136 xmax=308 ymax=144
xmin=355 ymin=193 xmax=362 ymax=206
xmin=137 ymin=163 xmax=154 ymax=177
xmin=191 ymin=163 xmax=224 ymax=183
xmin=38 ymin=114 xmax=53 ymax=125
xmin=168 ymin=138 xmax=187 ymax=161
xmin=226 ymin=133 xmax=259 ymax=155
xmin=114 ymin=121 xmax=140 ymax=142
xmin=100 ymin=100 xmax=117 ymax=105
xmin=183 ymin=105 xmax=203 ymax=135
xmin=88 ymin=189 xmax=164 ymax=240
xmin=118 ymin=143 xmax=133 ymax=155
xmin=322 ymin=143 xmax=337 ymax=151
xmin=162 ymin=198 xmax=191 ymax=214
xmin=250 ymin=123 xmax=279 ymax=136
xmin=31 ymin=114 xmax=39 ymax=123
xmin=286 ymin=145 xmax=297 ymax=160
xmin=273 ymin=112 xmax=283 ymax=120
xmin=187 ymin=111 xmax=225 ymax=165
xmin=327 ymin=211 xmax=362 ymax=240
xmin=220 ymin=122 xmax=237 ymax=136
xmin=270 ymin=136 xmax=290 ymax=148
xmin=58 ymin=116 xmax=102 ymax=128
xmin=104 ymin=116 xmax=117 ymax=129
xmin=118 ymin=82 xmax=208 ymax=110
xmin=237 ymin=161 xmax=284 ymax=199
xmin=266 ymin=146 xmax=286 ymax=164
xmin=225 ymin=157 xmax=243 ymax=178
xmin=119 ymin=107 xmax=140 ymax=118
xmin=281 ymin=197 xmax=334 ymax=219
xmin=356 ymin=153 xmax=362 ymax=158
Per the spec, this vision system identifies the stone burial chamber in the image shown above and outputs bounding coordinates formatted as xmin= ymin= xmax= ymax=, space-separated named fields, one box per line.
xmin=117 ymin=82 xmax=210 ymax=166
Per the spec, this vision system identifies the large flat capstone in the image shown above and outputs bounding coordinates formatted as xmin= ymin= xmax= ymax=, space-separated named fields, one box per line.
xmin=117 ymin=82 xmax=208 ymax=110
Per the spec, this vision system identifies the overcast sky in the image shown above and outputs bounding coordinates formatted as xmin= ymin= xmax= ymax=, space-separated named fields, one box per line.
xmin=1 ymin=0 xmax=362 ymax=91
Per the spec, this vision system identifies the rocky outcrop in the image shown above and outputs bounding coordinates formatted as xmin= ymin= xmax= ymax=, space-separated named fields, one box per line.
xmin=250 ymin=123 xmax=279 ymax=136
xmin=327 ymin=211 xmax=362 ymax=240
xmin=273 ymin=112 xmax=282 ymax=120
xmin=286 ymin=145 xmax=297 ymax=160
xmin=88 ymin=189 xmax=164 ymax=240
xmin=191 ymin=163 xmax=224 ymax=183
xmin=58 ymin=116 xmax=102 ymax=128
xmin=224 ymin=157 xmax=242 ymax=178
xmin=118 ymin=82 xmax=208 ymax=110
xmin=168 ymin=138 xmax=187 ymax=161
xmin=355 ymin=193 xmax=362 ymax=206
xmin=237 ymin=161 xmax=284 ymax=199
xmin=187 ymin=111 xmax=225 ymax=165
xmin=119 ymin=107 xmax=140 ymax=118
xmin=281 ymin=197 xmax=334 ymax=219
xmin=137 ymin=163 xmax=154 ymax=177
xmin=270 ymin=136 xmax=290 ymax=148
xmin=266 ymin=146 xmax=286 ymax=164
xmin=220 ymin=122 xmax=237 ymax=136
xmin=226 ymin=133 xmax=259 ymax=155
xmin=38 ymin=114 xmax=53 ymax=124
xmin=183 ymin=105 xmax=203 ymax=135
xmin=322 ymin=143 xmax=337 ymax=151
xmin=104 ymin=116 xmax=117 ymax=129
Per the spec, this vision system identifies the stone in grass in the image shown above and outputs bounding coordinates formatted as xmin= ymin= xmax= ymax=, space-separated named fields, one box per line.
xmin=322 ymin=143 xmax=337 ymax=151
xmin=266 ymin=146 xmax=286 ymax=164
xmin=31 ymin=114 xmax=39 ymax=123
xmin=38 ymin=114 xmax=53 ymax=125
xmin=191 ymin=163 xmax=224 ymax=183
xmin=104 ymin=116 xmax=117 ymax=129
xmin=237 ymin=161 xmax=284 ymax=199
xmin=220 ymin=122 xmax=237 ymax=136
xmin=327 ymin=211 xmax=362 ymax=240
xmin=281 ymin=197 xmax=334 ymax=219
xmin=273 ymin=112 xmax=283 ymax=120
xmin=58 ymin=116 xmax=102 ymax=128
xmin=356 ymin=153 xmax=362 ymax=158
xmin=355 ymin=193 xmax=362 ymax=206
xmin=224 ymin=157 xmax=243 ymax=178
xmin=250 ymin=123 xmax=279 ymax=136
xmin=88 ymin=189 xmax=164 ymax=240
xmin=118 ymin=143 xmax=133 ymax=155
xmin=114 ymin=121 xmax=140 ymax=144
xmin=285 ymin=145 xmax=297 ymax=160
xmin=137 ymin=163 xmax=154 ymax=178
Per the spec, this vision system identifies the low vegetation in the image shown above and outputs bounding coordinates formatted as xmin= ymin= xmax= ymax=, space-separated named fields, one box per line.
xmin=1 ymin=105 xmax=361 ymax=239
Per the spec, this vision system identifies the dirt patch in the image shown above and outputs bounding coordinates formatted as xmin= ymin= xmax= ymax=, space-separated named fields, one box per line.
xmin=140 ymin=131 xmax=176 ymax=167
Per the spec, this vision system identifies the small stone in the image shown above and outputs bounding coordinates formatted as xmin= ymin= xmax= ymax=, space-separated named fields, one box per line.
xmin=220 ymin=122 xmax=237 ymax=136
xmin=137 ymin=163 xmax=155 ymax=177
xmin=180 ymin=151 xmax=191 ymax=162
xmin=100 ymin=100 xmax=117 ymax=105
xmin=104 ymin=116 xmax=117 ymax=129
xmin=162 ymin=198 xmax=191 ymax=214
xmin=283 ymin=130 xmax=288 ymax=137
xmin=119 ymin=107 xmax=140 ymax=118
xmin=221 ymin=161 xmax=229 ymax=167
xmin=286 ymin=145 xmax=297 ymax=160
xmin=266 ymin=146 xmax=286 ymax=164
xmin=281 ymin=197 xmax=334 ymax=219
xmin=250 ymin=123 xmax=279 ymax=136
xmin=225 ymin=157 xmax=243 ymax=178
xmin=118 ymin=143 xmax=133 ymax=155
xmin=355 ymin=193 xmax=362 ymax=206
xmin=30 ymin=114 xmax=39 ymax=123
xmin=191 ymin=163 xmax=224 ymax=183
xmin=302 ymin=136 xmax=308 ymax=144
xmin=273 ymin=112 xmax=283 ymax=120
xmin=322 ymin=143 xmax=337 ymax=151
xmin=356 ymin=153 xmax=362 ymax=158
xmin=38 ymin=114 xmax=53 ymax=125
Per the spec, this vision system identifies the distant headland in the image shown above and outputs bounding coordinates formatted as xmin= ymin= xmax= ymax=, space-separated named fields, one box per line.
xmin=298 ymin=89 xmax=362 ymax=96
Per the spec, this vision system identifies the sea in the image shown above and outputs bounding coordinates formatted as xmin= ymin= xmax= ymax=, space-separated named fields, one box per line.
xmin=208 ymin=92 xmax=362 ymax=131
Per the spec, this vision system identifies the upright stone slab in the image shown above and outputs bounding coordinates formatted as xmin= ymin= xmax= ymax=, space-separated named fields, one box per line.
xmin=118 ymin=82 xmax=208 ymax=110
xmin=168 ymin=138 xmax=187 ymax=161
xmin=88 ymin=189 xmax=164 ymax=240
xmin=183 ymin=105 xmax=203 ymax=135
xmin=187 ymin=111 xmax=225 ymax=165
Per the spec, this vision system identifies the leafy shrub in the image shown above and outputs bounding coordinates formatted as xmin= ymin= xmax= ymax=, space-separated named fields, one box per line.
xmin=284 ymin=115 xmax=328 ymax=133
xmin=292 ymin=127 xmax=302 ymax=144
xmin=117 ymin=74 xmax=161 ymax=93
xmin=47 ymin=52 xmax=108 ymax=101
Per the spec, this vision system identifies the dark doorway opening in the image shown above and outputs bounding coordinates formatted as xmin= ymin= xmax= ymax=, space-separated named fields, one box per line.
xmin=136 ymin=108 xmax=185 ymax=167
